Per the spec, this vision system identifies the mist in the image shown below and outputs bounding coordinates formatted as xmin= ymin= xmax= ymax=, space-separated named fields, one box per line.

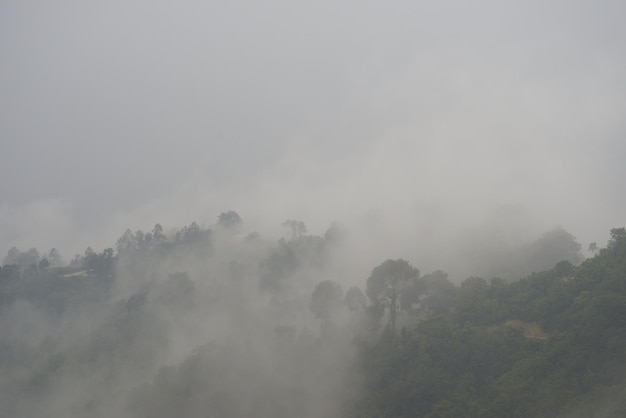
xmin=1 ymin=0 xmax=626 ymax=416
xmin=2 ymin=0 xmax=625 ymax=257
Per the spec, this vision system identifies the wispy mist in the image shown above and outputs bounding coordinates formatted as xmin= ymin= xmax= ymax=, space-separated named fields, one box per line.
xmin=2 ymin=0 xmax=625 ymax=257
xmin=1 ymin=2 xmax=625 ymax=415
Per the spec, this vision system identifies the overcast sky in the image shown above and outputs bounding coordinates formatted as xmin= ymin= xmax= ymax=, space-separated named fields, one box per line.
xmin=1 ymin=0 xmax=625 ymax=258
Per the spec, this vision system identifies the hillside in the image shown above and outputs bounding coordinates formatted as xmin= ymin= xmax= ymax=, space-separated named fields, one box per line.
xmin=0 ymin=219 xmax=625 ymax=418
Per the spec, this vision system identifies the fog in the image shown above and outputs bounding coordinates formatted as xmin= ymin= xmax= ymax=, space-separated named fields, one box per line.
xmin=0 ymin=218 xmax=368 ymax=417
xmin=1 ymin=1 xmax=625 ymax=416
xmin=2 ymin=0 xmax=625 ymax=257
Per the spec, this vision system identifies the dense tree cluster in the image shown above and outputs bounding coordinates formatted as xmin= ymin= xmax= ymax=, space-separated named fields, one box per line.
xmin=355 ymin=227 xmax=626 ymax=417
xmin=1 ymin=213 xmax=625 ymax=417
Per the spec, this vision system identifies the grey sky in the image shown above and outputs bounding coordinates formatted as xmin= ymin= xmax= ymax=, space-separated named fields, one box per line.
xmin=1 ymin=0 xmax=625 ymax=258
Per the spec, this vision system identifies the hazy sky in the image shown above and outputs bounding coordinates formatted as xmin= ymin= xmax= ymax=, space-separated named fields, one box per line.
xmin=1 ymin=0 xmax=625 ymax=257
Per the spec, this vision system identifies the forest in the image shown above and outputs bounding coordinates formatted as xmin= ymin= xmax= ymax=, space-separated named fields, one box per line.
xmin=1 ymin=212 xmax=625 ymax=418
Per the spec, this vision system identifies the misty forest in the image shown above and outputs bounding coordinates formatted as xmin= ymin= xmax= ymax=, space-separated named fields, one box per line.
xmin=1 ymin=213 xmax=626 ymax=417
xmin=3 ymin=1 xmax=626 ymax=417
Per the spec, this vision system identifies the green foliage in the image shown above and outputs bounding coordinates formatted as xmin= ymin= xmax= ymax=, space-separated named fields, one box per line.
xmin=366 ymin=259 xmax=419 ymax=331
xmin=310 ymin=280 xmax=344 ymax=321
xmin=217 ymin=210 xmax=242 ymax=229
xmin=401 ymin=270 xmax=457 ymax=318
xmin=259 ymin=228 xmax=330 ymax=293
xmin=345 ymin=286 xmax=367 ymax=312
xmin=1 ymin=221 xmax=625 ymax=418
xmin=3 ymin=247 xmax=41 ymax=269
xmin=354 ymin=227 xmax=626 ymax=417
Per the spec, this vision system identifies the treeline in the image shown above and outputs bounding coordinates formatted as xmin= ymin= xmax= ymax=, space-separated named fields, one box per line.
xmin=0 ymin=213 xmax=625 ymax=417
xmin=354 ymin=228 xmax=626 ymax=417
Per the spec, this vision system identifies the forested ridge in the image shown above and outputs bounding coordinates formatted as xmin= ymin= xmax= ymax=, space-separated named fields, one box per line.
xmin=357 ymin=228 xmax=626 ymax=418
xmin=1 ymin=214 xmax=625 ymax=418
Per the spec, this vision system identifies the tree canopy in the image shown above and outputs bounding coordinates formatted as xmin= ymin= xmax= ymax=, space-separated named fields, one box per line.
xmin=1 ymin=217 xmax=625 ymax=418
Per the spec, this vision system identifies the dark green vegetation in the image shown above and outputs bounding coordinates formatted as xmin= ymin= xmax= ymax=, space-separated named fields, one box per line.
xmin=1 ymin=216 xmax=625 ymax=418
xmin=357 ymin=228 xmax=626 ymax=418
